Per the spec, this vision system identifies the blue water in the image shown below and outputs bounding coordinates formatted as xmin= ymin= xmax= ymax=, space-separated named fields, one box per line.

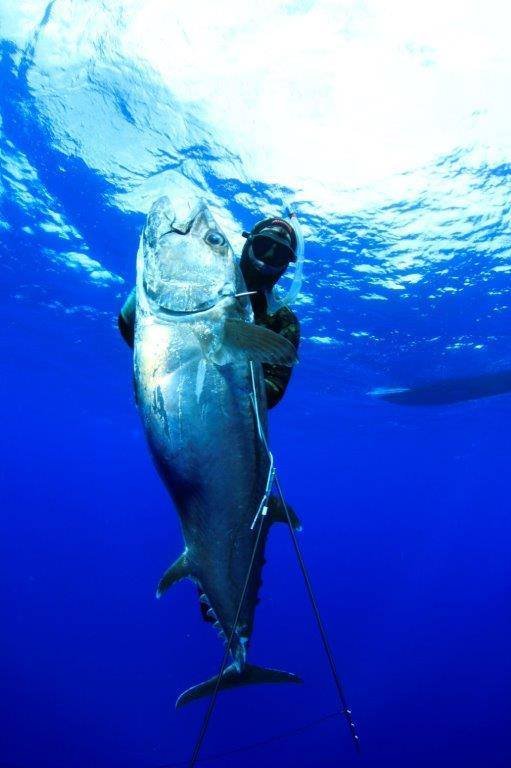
xmin=2 ymin=3 xmax=511 ymax=767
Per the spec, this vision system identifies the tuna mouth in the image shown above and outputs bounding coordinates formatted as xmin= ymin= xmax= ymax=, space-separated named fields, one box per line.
xmin=153 ymin=300 xmax=219 ymax=317
xmin=145 ymin=285 xmax=234 ymax=317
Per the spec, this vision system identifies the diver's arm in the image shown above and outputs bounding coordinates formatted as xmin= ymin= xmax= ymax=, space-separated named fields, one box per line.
xmin=275 ymin=306 xmax=300 ymax=351
xmin=118 ymin=287 xmax=136 ymax=348
xmin=261 ymin=306 xmax=300 ymax=409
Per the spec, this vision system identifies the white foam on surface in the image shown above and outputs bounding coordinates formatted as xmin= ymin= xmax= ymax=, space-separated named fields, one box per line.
xmin=4 ymin=0 xmax=511 ymax=208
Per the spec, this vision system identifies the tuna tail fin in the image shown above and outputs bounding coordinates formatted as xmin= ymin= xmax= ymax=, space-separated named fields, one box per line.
xmin=156 ymin=552 xmax=190 ymax=598
xmin=176 ymin=662 xmax=301 ymax=708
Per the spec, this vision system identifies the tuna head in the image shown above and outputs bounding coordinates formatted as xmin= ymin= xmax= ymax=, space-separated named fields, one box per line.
xmin=139 ymin=196 xmax=238 ymax=316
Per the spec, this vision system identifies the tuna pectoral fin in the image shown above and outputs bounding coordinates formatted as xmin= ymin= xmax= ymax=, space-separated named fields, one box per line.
xmin=268 ymin=495 xmax=301 ymax=530
xmin=224 ymin=319 xmax=297 ymax=366
xmin=176 ymin=663 xmax=301 ymax=708
xmin=156 ymin=552 xmax=190 ymax=599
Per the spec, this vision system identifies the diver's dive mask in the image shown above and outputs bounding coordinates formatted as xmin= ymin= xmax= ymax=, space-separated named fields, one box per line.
xmin=240 ymin=218 xmax=297 ymax=293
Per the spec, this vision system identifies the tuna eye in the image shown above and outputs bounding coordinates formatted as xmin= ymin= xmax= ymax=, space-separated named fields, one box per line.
xmin=205 ymin=230 xmax=225 ymax=247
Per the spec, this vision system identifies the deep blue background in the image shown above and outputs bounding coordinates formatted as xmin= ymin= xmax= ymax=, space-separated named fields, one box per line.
xmin=1 ymin=12 xmax=511 ymax=768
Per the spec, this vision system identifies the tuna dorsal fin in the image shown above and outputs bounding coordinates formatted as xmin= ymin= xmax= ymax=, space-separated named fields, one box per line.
xmin=156 ymin=552 xmax=190 ymax=598
xmin=224 ymin=319 xmax=297 ymax=366
xmin=176 ymin=662 xmax=302 ymax=708
xmin=268 ymin=495 xmax=302 ymax=530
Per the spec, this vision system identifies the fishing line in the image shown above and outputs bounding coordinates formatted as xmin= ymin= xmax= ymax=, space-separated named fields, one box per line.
xmin=0 ymin=713 xmax=341 ymax=768
xmin=273 ymin=472 xmax=361 ymax=753
xmin=160 ymin=710 xmax=340 ymax=767
xmin=250 ymin=362 xmax=361 ymax=752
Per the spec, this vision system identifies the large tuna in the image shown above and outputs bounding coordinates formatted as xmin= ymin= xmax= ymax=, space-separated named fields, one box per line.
xmin=133 ymin=197 xmax=301 ymax=706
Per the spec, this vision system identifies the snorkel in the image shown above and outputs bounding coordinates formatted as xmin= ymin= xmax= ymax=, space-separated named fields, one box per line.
xmin=265 ymin=204 xmax=305 ymax=313
xmin=240 ymin=204 xmax=305 ymax=314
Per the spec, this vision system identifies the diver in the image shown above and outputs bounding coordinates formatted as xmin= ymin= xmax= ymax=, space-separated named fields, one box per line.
xmin=118 ymin=215 xmax=301 ymax=408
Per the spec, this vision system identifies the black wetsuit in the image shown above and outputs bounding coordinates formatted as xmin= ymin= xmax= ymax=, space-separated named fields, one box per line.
xmin=248 ymin=292 xmax=299 ymax=409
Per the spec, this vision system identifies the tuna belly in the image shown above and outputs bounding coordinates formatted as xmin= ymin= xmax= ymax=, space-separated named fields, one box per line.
xmin=191 ymin=516 xmax=269 ymax=662
xmin=181 ymin=428 xmax=269 ymax=647
xmin=140 ymin=353 xmax=254 ymax=461
xmin=172 ymin=369 xmax=270 ymax=655
xmin=146 ymin=357 xmax=268 ymax=598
